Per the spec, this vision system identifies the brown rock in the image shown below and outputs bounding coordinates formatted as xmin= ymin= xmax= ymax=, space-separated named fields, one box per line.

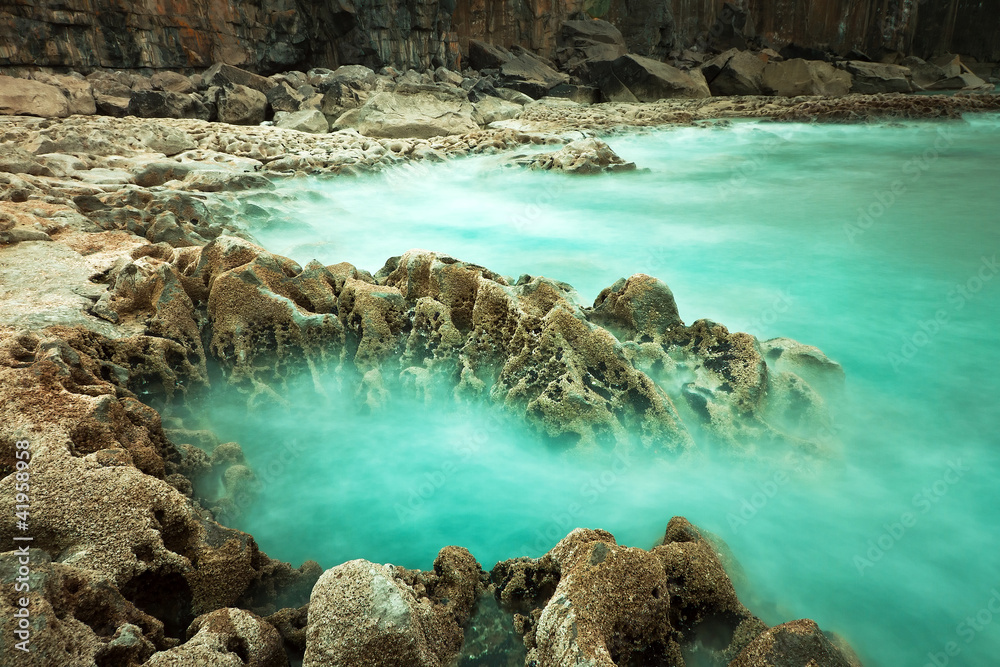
xmin=0 ymin=75 xmax=70 ymax=118
xmin=730 ymin=619 xmax=857 ymax=667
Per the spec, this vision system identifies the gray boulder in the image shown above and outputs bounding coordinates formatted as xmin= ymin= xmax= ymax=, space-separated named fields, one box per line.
xmin=701 ymin=49 xmax=765 ymax=96
xmin=0 ymin=75 xmax=70 ymax=117
xmin=557 ymin=19 xmax=628 ymax=74
xmin=30 ymin=72 xmax=96 ymax=115
xmin=592 ymin=54 xmax=711 ymax=102
xmin=332 ymin=91 xmax=478 ymax=138
xmin=468 ymin=39 xmax=514 ymax=71
xmin=761 ymin=58 xmax=852 ymax=96
xmin=840 ymin=60 xmax=913 ymax=93
xmin=215 ymin=84 xmax=268 ymax=125
xmin=127 ymin=90 xmax=211 ymax=120
xmin=499 ymin=52 xmax=570 ymax=99
xmin=266 ymin=81 xmax=306 ymax=113
xmin=506 ymin=138 xmax=637 ymax=174
xmin=274 ymin=109 xmax=329 ymax=133
xmin=150 ymin=71 xmax=196 ymax=94
xmin=203 ymin=62 xmax=272 ymax=93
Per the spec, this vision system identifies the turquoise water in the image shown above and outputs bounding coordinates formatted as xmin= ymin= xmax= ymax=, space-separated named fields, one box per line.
xmin=206 ymin=115 xmax=1000 ymax=666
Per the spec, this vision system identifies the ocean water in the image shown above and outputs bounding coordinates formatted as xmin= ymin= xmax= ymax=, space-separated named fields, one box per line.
xmin=202 ymin=114 xmax=1000 ymax=666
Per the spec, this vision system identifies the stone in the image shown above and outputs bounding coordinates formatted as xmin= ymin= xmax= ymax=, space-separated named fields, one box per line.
xmin=761 ymin=58 xmax=853 ymax=96
xmin=505 ymin=138 xmax=636 ymax=174
xmin=332 ymin=91 xmax=479 ymax=139
xmin=203 ymin=63 xmax=273 ymax=94
xmin=591 ymin=54 xmax=711 ymax=102
xmin=0 ymin=75 xmax=70 ymax=118
xmin=499 ymin=52 xmax=570 ymax=99
xmin=433 ymin=66 xmax=464 ymax=86
xmin=468 ymin=39 xmax=514 ymax=71
xmin=759 ymin=337 xmax=845 ymax=395
xmin=0 ymin=144 xmax=54 ymax=176
xmin=730 ymin=619 xmax=857 ymax=667
xmin=215 ymin=84 xmax=268 ymax=125
xmin=701 ymin=48 xmax=765 ymax=96
xmin=274 ymin=109 xmax=329 ymax=133
xmin=839 ymin=60 xmax=913 ymax=94
xmin=151 ymin=71 xmax=196 ymax=94
xmin=591 ymin=273 xmax=682 ymax=339
xmin=145 ymin=608 xmax=286 ymax=667
xmin=472 ymin=96 xmax=523 ymax=125
xmin=556 ymin=19 xmax=628 ymax=75
xmin=127 ymin=91 xmax=211 ymax=120
xmin=31 ymin=72 xmax=97 ymax=115
xmin=266 ymin=82 xmax=306 ymax=113
xmin=546 ymin=83 xmax=601 ymax=103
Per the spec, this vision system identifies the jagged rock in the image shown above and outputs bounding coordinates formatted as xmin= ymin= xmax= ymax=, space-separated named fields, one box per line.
xmin=0 ymin=74 xmax=70 ymax=118
xmin=30 ymin=72 xmax=97 ymax=115
xmin=701 ymin=48 xmax=765 ymax=96
xmin=705 ymin=1 xmax=757 ymax=51
xmin=151 ymin=71 xmax=196 ymax=94
xmin=556 ymin=19 xmax=627 ymax=75
xmin=433 ymin=66 xmax=464 ymax=86
xmin=145 ymin=608 xmax=287 ymax=667
xmin=0 ymin=551 xmax=166 ymax=667
xmin=546 ymin=83 xmax=601 ymax=103
xmin=266 ymin=82 xmax=306 ymax=113
xmin=274 ymin=109 xmax=329 ymax=134
xmin=591 ymin=273 xmax=682 ymax=339
xmin=761 ymin=59 xmax=853 ymax=96
xmin=127 ymin=90 xmax=211 ymax=120
xmin=840 ymin=60 xmax=913 ymax=93
xmin=759 ymin=337 xmax=845 ymax=395
xmin=203 ymin=63 xmax=273 ymax=94
xmin=215 ymin=84 xmax=268 ymax=125
xmin=590 ymin=54 xmax=711 ymax=102
xmin=730 ymin=619 xmax=857 ymax=667
xmin=499 ymin=52 xmax=570 ymax=99
xmin=303 ymin=547 xmax=484 ymax=667
xmin=505 ymin=138 xmax=636 ymax=174
xmin=332 ymin=91 xmax=479 ymax=139
xmin=0 ymin=144 xmax=54 ymax=176
xmin=468 ymin=40 xmax=515 ymax=71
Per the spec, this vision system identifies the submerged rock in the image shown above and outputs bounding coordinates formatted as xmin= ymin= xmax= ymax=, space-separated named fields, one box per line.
xmin=505 ymin=138 xmax=637 ymax=174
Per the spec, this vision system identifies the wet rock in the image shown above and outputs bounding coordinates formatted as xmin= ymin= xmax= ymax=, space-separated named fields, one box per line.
xmin=759 ymin=337 xmax=845 ymax=395
xmin=215 ymin=84 xmax=268 ymax=125
xmin=0 ymin=75 xmax=70 ymax=118
xmin=730 ymin=619 xmax=857 ymax=667
xmin=145 ymin=608 xmax=287 ymax=667
xmin=590 ymin=273 xmax=682 ymax=339
xmin=333 ymin=91 xmax=479 ymax=139
xmin=591 ymin=54 xmax=711 ymax=102
xmin=701 ymin=48 xmax=766 ymax=96
xmin=505 ymin=138 xmax=636 ymax=174
xmin=761 ymin=59 xmax=852 ymax=96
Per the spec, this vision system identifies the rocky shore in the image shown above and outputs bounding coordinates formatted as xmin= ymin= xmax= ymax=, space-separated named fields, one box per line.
xmin=2 ymin=12 xmax=1000 ymax=665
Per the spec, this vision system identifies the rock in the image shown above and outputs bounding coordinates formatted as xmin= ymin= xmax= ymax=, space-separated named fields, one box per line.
xmin=494 ymin=87 xmax=535 ymax=105
xmin=705 ymin=0 xmax=757 ymax=51
xmin=0 ymin=144 xmax=54 ymax=176
xmin=145 ymin=608 xmax=287 ymax=667
xmin=31 ymin=72 xmax=97 ymax=115
xmin=203 ymin=63 xmax=272 ymax=94
xmin=472 ymin=96 xmax=522 ymax=125
xmin=127 ymin=90 xmax=211 ymax=120
xmin=266 ymin=81 xmax=306 ymax=113
xmin=590 ymin=54 xmax=711 ymax=102
xmin=215 ymin=84 xmax=268 ymax=125
xmin=303 ymin=548 xmax=483 ymax=667
xmin=0 ymin=75 xmax=70 ymax=117
xmin=151 ymin=71 xmax=196 ymax=94
xmin=759 ymin=337 xmax=845 ymax=395
xmin=761 ymin=59 xmax=853 ymax=96
xmin=468 ymin=39 xmax=515 ymax=71
xmin=506 ymin=138 xmax=636 ymax=174
xmin=839 ymin=60 xmax=913 ymax=93
xmin=95 ymin=93 xmax=133 ymax=117
xmin=332 ymin=91 xmax=479 ymax=139
xmin=433 ymin=67 xmax=464 ymax=86
xmin=546 ymin=83 xmax=601 ymax=103
xmin=136 ymin=125 xmax=198 ymax=156
xmin=499 ymin=52 xmax=570 ymax=99
xmin=556 ymin=19 xmax=628 ymax=75
xmin=701 ymin=48 xmax=765 ymax=96
xmin=591 ymin=274 xmax=682 ymax=339
xmin=274 ymin=109 xmax=329 ymax=133
xmin=730 ymin=619 xmax=857 ymax=667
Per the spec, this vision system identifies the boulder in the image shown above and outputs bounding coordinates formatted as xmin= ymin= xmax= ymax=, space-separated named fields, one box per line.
xmin=591 ymin=54 xmax=711 ymax=101
xmin=468 ymin=39 xmax=514 ymax=71
xmin=145 ymin=608 xmax=287 ymax=667
xmin=202 ymin=63 xmax=272 ymax=94
xmin=556 ymin=19 xmax=628 ymax=74
xmin=266 ymin=81 xmax=306 ymax=113
xmin=761 ymin=58 xmax=852 ymax=96
xmin=215 ymin=84 xmax=268 ymax=125
xmin=0 ymin=75 xmax=70 ymax=117
xmin=472 ymin=96 xmax=523 ymax=125
xmin=591 ymin=273 xmax=683 ymax=338
xmin=30 ymin=72 xmax=96 ymax=115
xmin=274 ymin=109 xmax=329 ymax=133
xmin=730 ymin=619 xmax=857 ymax=667
xmin=759 ymin=337 xmax=845 ymax=395
xmin=151 ymin=71 xmax=196 ymax=94
xmin=0 ymin=144 xmax=54 ymax=176
xmin=701 ymin=48 xmax=765 ymax=96
xmin=499 ymin=52 xmax=570 ymax=99
xmin=309 ymin=65 xmax=379 ymax=93
xmin=839 ymin=60 xmax=913 ymax=93
xmin=547 ymin=83 xmax=601 ymax=103
xmin=505 ymin=138 xmax=636 ymax=174
xmin=332 ymin=91 xmax=479 ymax=139
xmin=127 ymin=90 xmax=211 ymax=120
xmin=433 ymin=66 xmax=464 ymax=86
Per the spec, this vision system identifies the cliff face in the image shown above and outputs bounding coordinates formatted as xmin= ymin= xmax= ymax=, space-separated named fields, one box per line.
xmin=0 ymin=0 xmax=996 ymax=73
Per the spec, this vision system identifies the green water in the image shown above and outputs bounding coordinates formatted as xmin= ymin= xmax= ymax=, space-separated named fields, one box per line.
xmin=206 ymin=114 xmax=1000 ymax=666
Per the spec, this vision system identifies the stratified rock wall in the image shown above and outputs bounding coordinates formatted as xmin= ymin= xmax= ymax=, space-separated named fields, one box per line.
xmin=0 ymin=0 xmax=997 ymax=73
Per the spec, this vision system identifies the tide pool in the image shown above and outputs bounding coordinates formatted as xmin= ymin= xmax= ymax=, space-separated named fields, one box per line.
xmin=202 ymin=114 xmax=1000 ymax=666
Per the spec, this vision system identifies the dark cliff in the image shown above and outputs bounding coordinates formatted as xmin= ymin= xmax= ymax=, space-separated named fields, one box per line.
xmin=0 ymin=0 xmax=996 ymax=73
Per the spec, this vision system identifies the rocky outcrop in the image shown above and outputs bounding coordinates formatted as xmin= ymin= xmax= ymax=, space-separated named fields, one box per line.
xmin=701 ymin=48 xmax=766 ymax=96
xmin=590 ymin=54 xmax=711 ymax=102
xmin=333 ymin=89 xmax=480 ymax=139
xmin=504 ymin=138 xmax=636 ymax=173
xmin=145 ymin=608 xmax=288 ymax=666
xmin=761 ymin=58 xmax=853 ymax=97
